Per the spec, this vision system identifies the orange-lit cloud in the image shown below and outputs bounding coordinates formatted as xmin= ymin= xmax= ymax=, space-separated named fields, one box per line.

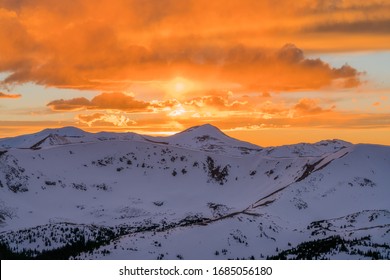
xmin=46 ymin=97 xmax=90 ymax=111
xmin=76 ymin=113 xmax=106 ymax=124
xmin=47 ymin=90 xmax=261 ymax=117
xmin=0 ymin=91 xmax=21 ymax=98
xmin=70 ymin=94 xmax=390 ymax=133
xmin=77 ymin=112 xmax=136 ymax=127
xmin=47 ymin=92 xmax=149 ymax=112
xmin=46 ymin=88 xmax=388 ymax=135
xmin=183 ymin=91 xmax=248 ymax=111
xmin=294 ymin=98 xmax=335 ymax=116
xmin=1 ymin=0 xmax=383 ymax=91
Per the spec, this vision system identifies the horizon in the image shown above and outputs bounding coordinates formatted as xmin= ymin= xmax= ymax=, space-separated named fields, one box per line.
xmin=1 ymin=1 xmax=390 ymax=146
xmin=1 ymin=123 xmax=385 ymax=148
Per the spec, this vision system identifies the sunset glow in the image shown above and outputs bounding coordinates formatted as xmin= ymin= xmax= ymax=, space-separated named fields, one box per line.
xmin=1 ymin=0 xmax=390 ymax=146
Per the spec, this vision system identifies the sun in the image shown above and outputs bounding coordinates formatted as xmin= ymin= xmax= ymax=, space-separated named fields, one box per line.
xmin=175 ymin=82 xmax=185 ymax=93
xmin=166 ymin=77 xmax=195 ymax=97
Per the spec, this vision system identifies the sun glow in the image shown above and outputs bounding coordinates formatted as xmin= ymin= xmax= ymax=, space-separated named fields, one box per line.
xmin=166 ymin=77 xmax=196 ymax=97
xmin=168 ymin=104 xmax=186 ymax=117
xmin=175 ymin=82 xmax=185 ymax=92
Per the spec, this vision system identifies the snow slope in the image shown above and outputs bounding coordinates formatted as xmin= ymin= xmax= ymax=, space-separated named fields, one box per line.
xmin=160 ymin=124 xmax=262 ymax=156
xmin=0 ymin=125 xmax=389 ymax=260
xmin=0 ymin=126 xmax=143 ymax=150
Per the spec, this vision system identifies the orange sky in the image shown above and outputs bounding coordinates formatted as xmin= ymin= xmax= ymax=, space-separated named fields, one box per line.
xmin=0 ymin=0 xmax=390 ymax=146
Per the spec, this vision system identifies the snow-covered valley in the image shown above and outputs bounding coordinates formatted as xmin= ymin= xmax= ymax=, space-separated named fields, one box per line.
xmin=0 ymin=124 xmax=389 ymax=259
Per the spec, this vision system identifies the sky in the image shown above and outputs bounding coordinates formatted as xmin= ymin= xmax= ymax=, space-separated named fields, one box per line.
xmin=0 ymin=0 xmax=390 ymax=146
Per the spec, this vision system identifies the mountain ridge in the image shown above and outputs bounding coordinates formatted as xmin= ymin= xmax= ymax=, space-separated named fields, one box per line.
xmin=0 ymin=125 xmax=388 ymax=260
xmin=0 ymin=124 xmax=353 ymax=154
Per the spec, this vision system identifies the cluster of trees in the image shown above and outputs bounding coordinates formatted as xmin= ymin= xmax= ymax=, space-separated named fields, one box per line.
xmin=267 ymin=235 xmax=389 ymax=260
xmin=0 ymin=235 xmax=113 ymax=260
xmin=205 ymin=156 xmax=230 ymax=185
xmin=0 ymin=224 xmax=117 ymax=260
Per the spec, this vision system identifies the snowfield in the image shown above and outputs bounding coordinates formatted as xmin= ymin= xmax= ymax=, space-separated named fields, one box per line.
xmin=0 ymin=124 xmax=389 ymax=259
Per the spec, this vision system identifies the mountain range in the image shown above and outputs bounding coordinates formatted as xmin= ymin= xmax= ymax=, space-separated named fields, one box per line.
xmin=0 ymin=124 xmax=389 ymax=259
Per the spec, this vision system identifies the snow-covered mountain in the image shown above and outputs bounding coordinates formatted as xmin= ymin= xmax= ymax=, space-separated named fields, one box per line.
xmin=159 ymin=124 xmax=262 ymax=156
xmin=0 ymin=125 xmax=389 ymax=260
xmin=0 ymin=126 xmax=142 ymax=150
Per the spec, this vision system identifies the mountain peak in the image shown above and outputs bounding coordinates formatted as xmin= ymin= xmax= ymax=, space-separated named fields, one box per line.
xmin=0 ymin=126 xmax=88 ymax=149
xmin=315 ymin=139 xmax=352 ymax=147
xmin=41 ymin=126 xmax=86 ymax=137
xmin=165 ymin=124 xmax=262 ymax=155
xmin=177 ymin=124 xmax=226 ymax=137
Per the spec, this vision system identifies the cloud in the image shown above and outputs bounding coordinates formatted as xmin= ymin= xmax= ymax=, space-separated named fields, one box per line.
xmin=46 ymin=97 xmax=90 ymax=111
xmin=76 ymin=113 xmax=105 ymax=124
xmin=47 ymin=90 xmax=342 ymax=129
xmin=167 ymin=111 xmax=390 ymax=132
xmin=69 ymin=95 xmax=342 ymax=131
xmin=150 ymin=99 xmax=180 ymax=110
xmin=309 ymin=19 xmax=390 ymax=34
xmin=0 ymin=0 xmax=376 ymax=91
xmin=47 ymin=92 xmax=150 ymax=112
xmin=294 ymin=98 xmax=334 ymax=116
xmin=47 ymin=90 xmax=250 ymax=114
xmin=156 ymin=43 xmax=364 ymax=91
xmin=183 ymin=91 xmax=248 ymax=111
xmin=0 ymin=91 xmax=21 ymax=98
xmin=90 ymin=92 xmax=149 ymax=111
xmin=77 ymin=112 xmax=136 ymax=127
